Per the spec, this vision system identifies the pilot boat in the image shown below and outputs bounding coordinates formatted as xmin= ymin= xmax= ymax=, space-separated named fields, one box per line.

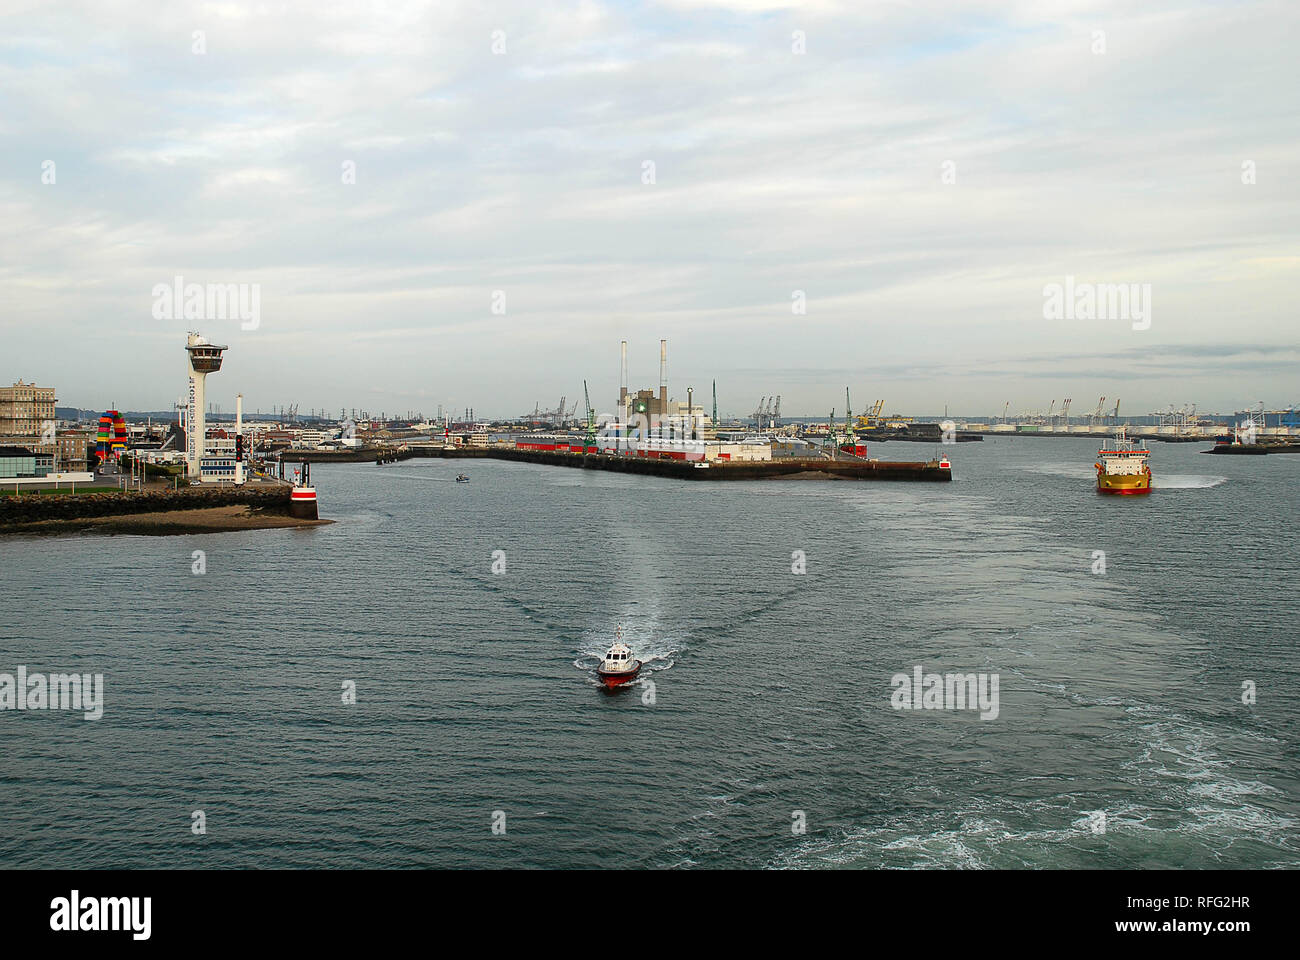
xmin=1095 ymin=427 xmax=1152 ymax=495
xmin=596 ymin=629 xmax=641 ymax=689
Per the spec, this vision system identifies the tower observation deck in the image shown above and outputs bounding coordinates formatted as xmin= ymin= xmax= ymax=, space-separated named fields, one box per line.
xmin=185 ymin=333 xmax=228 ymax=478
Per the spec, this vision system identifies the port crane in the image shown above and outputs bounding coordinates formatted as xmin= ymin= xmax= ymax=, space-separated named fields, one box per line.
xmin=855 ymin=399 xmax=885 ymax=430
xmin=1091 ymin=396 xmax=1107 ymax=426
xmin=752 ymin=396 xmax=782 ymax=430
xmin=844 ymin=388 xmax=857 ymax=453
xmin=526 ymin=396 xmax=575 ymax=423
xmin=582 ymin=380 xmax=596 ymax=453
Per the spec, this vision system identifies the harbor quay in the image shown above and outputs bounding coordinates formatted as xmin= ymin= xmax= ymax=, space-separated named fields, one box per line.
xmin=286 ymin=445 xmax=953 ymax=481
xmin=0 ymin=482 xmax=326 ymax=536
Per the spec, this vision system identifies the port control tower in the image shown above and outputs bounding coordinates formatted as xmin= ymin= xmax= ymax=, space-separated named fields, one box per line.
xmin=185 ymin=332 xmax=227 ymax=478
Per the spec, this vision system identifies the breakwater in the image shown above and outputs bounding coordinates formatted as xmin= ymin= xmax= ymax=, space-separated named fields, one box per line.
xmin=0 ymin=485 xmax=292 ymax=528
xmin=484 ymin=449 xmax=949 ymax=480
xmin=1205 ymin=442 xmax=1300 ymax=455
xmin=278 ymin=446 xmax=948 ymax=480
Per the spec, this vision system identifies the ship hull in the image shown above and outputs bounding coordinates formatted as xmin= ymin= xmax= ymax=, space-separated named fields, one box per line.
xmin=1096 ymin=474 xmax=1150 ymax=495
xmin=596 ymin=662 xmax=641 ymax=688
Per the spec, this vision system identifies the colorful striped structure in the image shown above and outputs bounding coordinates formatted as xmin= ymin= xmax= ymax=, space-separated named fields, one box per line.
xmin=96 ymin=410 xmax=128 ymax=462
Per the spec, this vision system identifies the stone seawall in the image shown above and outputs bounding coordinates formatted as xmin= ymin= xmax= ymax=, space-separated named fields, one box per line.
xmin=0 ymin=486 xmax=292 ymax=526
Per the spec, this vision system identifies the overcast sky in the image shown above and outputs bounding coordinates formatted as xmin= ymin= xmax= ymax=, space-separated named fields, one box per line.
xmin=1 ymin=0 xmax=1295 ymax=420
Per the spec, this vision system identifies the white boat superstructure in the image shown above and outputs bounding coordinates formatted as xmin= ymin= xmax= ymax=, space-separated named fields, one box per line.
xmin=599 ymin=641 xmax=636 ymax=672
xmin=1097 ymin=427 xmax=1150 ymax=474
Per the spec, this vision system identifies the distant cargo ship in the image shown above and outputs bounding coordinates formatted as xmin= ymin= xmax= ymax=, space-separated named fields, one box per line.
xmin=1095 ymin=428 xmax=1151 ymax=495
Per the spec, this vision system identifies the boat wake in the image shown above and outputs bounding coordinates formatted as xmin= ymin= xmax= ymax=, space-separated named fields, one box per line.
xmin=1152 ymin=475 xmax=1227 ymax=489
xmin=573 ymin=620 xmax=680 ymax=687
xmin=1027 ymin=464 xmax=1227 ymax=489
xmin=768 ymin=700 xmax=1296 ymax=870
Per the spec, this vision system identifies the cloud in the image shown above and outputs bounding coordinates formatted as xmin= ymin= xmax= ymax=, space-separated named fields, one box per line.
xmin=0 ymin=0 xmax=1296 ymax=417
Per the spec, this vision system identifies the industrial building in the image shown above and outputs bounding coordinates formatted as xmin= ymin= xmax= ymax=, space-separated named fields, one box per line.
xmin=616 ymin=339 xmax=715 ymax=438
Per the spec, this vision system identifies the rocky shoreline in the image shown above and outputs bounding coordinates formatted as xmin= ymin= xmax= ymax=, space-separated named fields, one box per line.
xmin=0 ymin=485 xmax=331 ymax=537
xmin=1 ymin=504 xmax=333 ymax=537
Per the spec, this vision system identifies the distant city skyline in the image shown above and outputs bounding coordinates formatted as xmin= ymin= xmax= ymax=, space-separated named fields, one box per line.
xmin=3 ymin=1 xmax=1296 ymax=418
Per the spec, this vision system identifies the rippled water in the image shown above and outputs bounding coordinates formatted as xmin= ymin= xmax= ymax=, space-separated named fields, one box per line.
xmin=1 ymin=438 xmax=1296 ymax=868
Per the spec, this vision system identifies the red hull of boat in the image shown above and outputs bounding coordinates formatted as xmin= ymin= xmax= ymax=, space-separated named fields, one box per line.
xmin=597 ymin=662 xmax=641 ymax=688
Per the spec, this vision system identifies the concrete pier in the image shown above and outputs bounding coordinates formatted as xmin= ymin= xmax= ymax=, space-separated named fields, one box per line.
xmin=277 ymin=446 xmax=951 ymax=480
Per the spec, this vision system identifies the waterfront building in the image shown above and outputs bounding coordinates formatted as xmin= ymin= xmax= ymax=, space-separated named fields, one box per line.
xmin=0 ymin=445 xmax=54 ymax=478
xmin=55 ymin=429 xmax=93 ymax=470
xmin=0 ymin=380 xmax=56 ymax=437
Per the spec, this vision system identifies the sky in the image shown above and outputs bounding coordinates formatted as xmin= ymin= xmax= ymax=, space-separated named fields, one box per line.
xmin=1 ymin=0 xmax=1296 ymax=420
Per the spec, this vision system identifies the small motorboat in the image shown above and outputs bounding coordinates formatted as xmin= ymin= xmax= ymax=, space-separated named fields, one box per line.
xmin=596 ymin=630 xmax=641 ymax=689
xmin=455 ymin=474 xmax=470 ymax=483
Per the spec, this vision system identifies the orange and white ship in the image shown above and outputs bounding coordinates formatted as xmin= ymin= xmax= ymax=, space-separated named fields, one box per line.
xmin=1095 ymin=427 xmax=1152 ymax=495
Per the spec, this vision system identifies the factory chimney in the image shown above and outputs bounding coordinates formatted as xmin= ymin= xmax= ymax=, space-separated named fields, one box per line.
xmin=620 ymin=340 xmax=628 ymax=418
xmin=659 ymin=339 xmax=667 ymax=411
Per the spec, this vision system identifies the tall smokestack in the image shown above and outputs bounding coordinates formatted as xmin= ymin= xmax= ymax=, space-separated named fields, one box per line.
xmin=620 ymin=340 xmax=628 ymax=416
xmin=659 ymin=339 xmax=667 ymax=410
